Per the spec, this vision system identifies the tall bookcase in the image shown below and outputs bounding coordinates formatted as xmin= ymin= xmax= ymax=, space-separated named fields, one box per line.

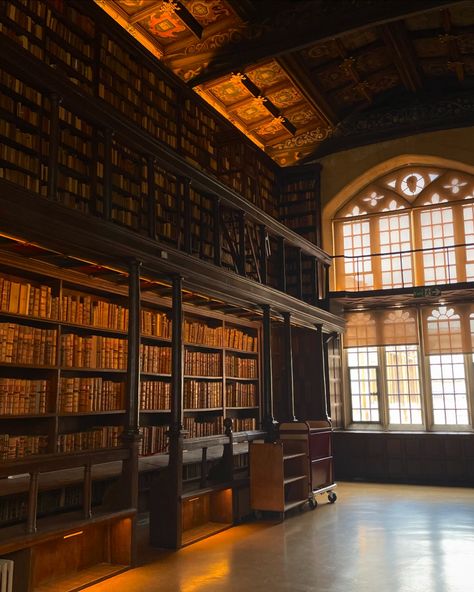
xmin=0 ymin=246 xmax=263 ymax=585
xmin=279 ymin=165 xmax=322 ymax=246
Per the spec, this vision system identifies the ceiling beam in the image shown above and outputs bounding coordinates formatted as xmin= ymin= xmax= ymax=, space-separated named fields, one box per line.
xmin=277 ymin=54 xmax=339 ymax=127
xmin=379 ymin=21 xmax=424 ymax=92
xmin=128 ymin=1 xmax=162 ymax=23
xmin=188 ymin=1 xmax=464 ymax=86
xmin=130 ymin=0 xmax=203 ymax=40
xmin=441 ymin=8 xmax=466 ymax=82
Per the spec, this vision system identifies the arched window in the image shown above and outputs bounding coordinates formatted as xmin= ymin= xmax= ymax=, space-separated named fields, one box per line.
xmin=333 ymin=166 xmax=474 ymax=291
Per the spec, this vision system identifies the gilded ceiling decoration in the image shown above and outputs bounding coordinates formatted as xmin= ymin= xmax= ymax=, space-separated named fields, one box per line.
xmin=95 ymin=0 xmax=474 ymax=167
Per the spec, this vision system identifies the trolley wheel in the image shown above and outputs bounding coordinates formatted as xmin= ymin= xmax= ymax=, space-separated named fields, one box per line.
xmin=328 ymin=491 xmax=337 ymax=504
xmin=309 ymin=497 xmax=318 ymax=510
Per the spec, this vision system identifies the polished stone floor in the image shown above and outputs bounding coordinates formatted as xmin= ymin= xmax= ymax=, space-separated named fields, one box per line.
xmin=90 ymin=482 xmax=474 ymax=592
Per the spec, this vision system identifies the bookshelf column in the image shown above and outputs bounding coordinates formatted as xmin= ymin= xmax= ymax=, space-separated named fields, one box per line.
xmin=261 ymin=304 xmax=277 ymax=441
xmin=259 ymin=225 xmax=268 ymax=284
xmin=47 ymin=93 xmax=60 ymax=200
xmin=283 ymin=312 xmax=297 ymax=422
xmin=121 ymin=259 xmax=142 ymax=538
xmin=314 ymin=324 xmax=330 ymax=421
xmin=150 ymin=273 xmax=184 ymax=549
xmin=213 ymin=197 xmax=222 ymax=266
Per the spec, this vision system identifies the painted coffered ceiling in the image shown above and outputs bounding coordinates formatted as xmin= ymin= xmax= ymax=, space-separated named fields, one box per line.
xmin=95 ymin=0 xmax=474 ymax=166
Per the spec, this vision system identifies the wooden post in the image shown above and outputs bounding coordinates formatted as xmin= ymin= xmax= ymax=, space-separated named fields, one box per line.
xmin=147 ymin=157 xmax=156 ymax=240
xmin=103 ymin=128 xmax=113 ymax=221
xmin=315 ymin=324 xmax=330 ymax=421
xmin=126 ymin=259 xmax=141 ymax=435
xmin=283 ymin=312 xmax=297 ymax=422
xmin=278 ymin=237 xmax=286 ymax=292
xmin=183 ymin=178 xmax=192 ymax=254
xmin=83 ymin=463 xmax=92 ymax=519
xmin=259 ymin=225 xmax=268 ymax=285
xmin=295 ymin=248 xmax=303 ymax=300
xmin=27 ymin=472 xmax=39 ymax=534
xmin=311 ymin=257 xmax=318 ymax=305
xmin=213 ymin=197 xmax=222 ymax=267
xmin=150 ymin=274 xmax=184 ymax=549
xmin=47 ymin=93 xmax=60 ymax=200
xmin=238 ymin=211 xmax=246 ymax=276
xmin=170 ymin=274 xmax=184 ymax=432
xmin=261 ymin=304 xmax=278 ymax=441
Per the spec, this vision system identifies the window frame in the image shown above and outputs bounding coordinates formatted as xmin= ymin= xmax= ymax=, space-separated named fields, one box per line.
xmin=343 ymin=344 xmax=474 ymax=433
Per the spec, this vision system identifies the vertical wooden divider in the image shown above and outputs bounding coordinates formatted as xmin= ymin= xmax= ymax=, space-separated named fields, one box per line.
xmin=283 ymin=312 xmax=297 ymax=422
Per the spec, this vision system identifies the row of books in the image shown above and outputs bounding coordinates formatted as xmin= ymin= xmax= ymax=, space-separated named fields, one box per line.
xmin=225 ymin=356 xmax=258 ymax=378
xmin=0 ymin=278 xmax=49 ymax=321
xmin=0 ymin=433 xmax=48 ymax=460
xmin=141 ymin=345 xmax=171 ymax=375
xmin=61 ymin=293 xmax=129 ymax=330
xmin=183 ymin=416 xmax=224 ymax=439
xmin=183 ymin=380 xmax=222 ymax=410
xmin=225 ymin=382 xmax=257 ymax=407
xmin=138 ymin=426 xmax=168 ymax=456
xmin=0 ymin=323 xmax=57 ymax=365
xmin=224 ymin=327 xmax=258 ymax=352
xmin=0 ymin=68 xmax=42 ymax=108
xmin=140 ymin=380 xmax=171 ymax=411
xmin=58 ymin=377 xmax=124 ymax=413
xmin=60 ymin=334 xmax=127 ymax=369
xmin=57 ymin=426 xmax=123 ymax=453
xmin=184 ymin=351 xmax=221 ymax=377
xmin=232 ymin=418 xmax=257 ymax=432
xmin=142 ymin=309 xmax=171 ymax=339
xmin=0 ymin=378 xmax=48 ymax=415
xmin=184 ymin=320 xmax=223 ymax=346
xmin=0 ymin=494 xmax=27 ymax=524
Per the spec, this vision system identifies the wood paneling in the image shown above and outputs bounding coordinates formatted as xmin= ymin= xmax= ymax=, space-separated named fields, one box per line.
xmin=334 ymin=431 xmax=474 ymax=485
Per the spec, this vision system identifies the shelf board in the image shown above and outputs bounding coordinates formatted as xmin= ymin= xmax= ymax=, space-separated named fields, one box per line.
xmin=141 ymin=334 xmax=171 ymax=343
xmin=60 ymin=367 xmax=127 ymax=373
xmin=184 ymin=375 xmax=223 ymax=380
xmin=225 ymin=377 xmax=258 ymax=381
xmin=34 ymin=562 xmax=129 ymax=592
xmin=0 ymin=363 xmax=57 ymax=370
xmin=60 ymin=321 xmax=127 ymax=336
xmin=224 ymin=347 xmax=258 ymax=355
xmin=225 ymin=406 xmax=259 ymax=410
xmin=184 ymin=342 xmax=222 ymax=351
xmin=139 ymin=409 xmax=170 ymax=414
xmin=284 ymin=499 xmax=307 ymax=512
xmin=181 ymin=521 xmax=232 ymax=547
xmin=184 ymin=407 xmax=222 ymax=413
xmin=0 ymin=311 xmax=59 ymax=326
xmin=283 ymin=453 xmax=307 ymax=461
xmin=58 ymin=410 xmax=126 ymax=416
xmin=284 ymin=475 xmax=306 ymax=485
xmin=0 ymin=413 xmax=54 ymax=419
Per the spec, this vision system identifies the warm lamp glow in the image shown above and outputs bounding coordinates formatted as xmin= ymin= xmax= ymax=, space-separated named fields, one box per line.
xmin=63 ymin=530 xmax=84 ymax=539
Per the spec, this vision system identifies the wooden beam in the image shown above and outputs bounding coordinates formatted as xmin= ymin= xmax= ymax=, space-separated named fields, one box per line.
xmin=380 ymin=21 xmax=423 ymax=92
xmin=128 ymin=1 xmax=161 ymax=23
xmin=277 ymin=55 xmax=339 ymax=126
xmin=441 ymin=8 xmax=466 ymax=82
xmin=130 ymin=0 xmax=203 ymax=40
xmin=188 ymin=1 xmax=463 ymax=86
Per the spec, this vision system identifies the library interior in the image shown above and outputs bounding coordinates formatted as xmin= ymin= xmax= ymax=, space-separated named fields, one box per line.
xmin=0 ymin=0 xmax=474 ymax=590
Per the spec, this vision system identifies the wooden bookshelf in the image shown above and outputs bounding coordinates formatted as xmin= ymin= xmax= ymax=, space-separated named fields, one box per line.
xmin=279 ymin=165 xmax=322 ymax=246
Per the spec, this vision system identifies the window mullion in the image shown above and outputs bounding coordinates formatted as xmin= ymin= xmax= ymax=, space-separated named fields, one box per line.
xmin=453 ymin=203 xmax=467 ymax=283
xmin=417 ymin=308 xmax=432 ymax=430
xmin=378 ymin=345 xmax=389 ymax=429
xmin=370 ymin=216 xmax=382 ymax=290
xmin=464 ymin=352 xmax=474 ymax=430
